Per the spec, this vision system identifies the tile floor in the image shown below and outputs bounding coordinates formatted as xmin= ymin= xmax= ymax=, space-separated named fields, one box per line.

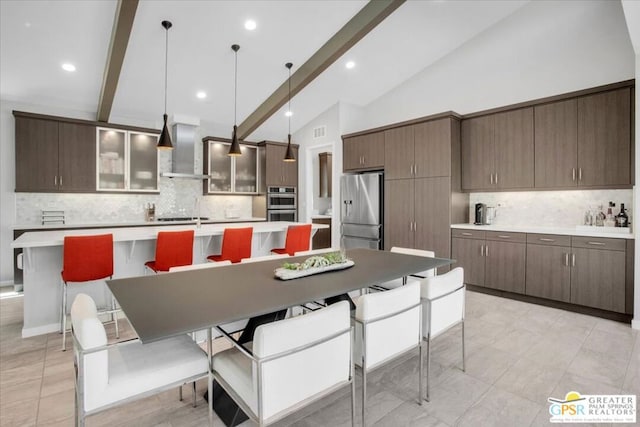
xmin=0 ymin=289 xmax=638 ymax=427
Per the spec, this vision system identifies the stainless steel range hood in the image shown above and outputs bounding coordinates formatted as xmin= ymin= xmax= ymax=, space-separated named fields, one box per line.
xmin=160 ymin=123 xmax=211 ymax=179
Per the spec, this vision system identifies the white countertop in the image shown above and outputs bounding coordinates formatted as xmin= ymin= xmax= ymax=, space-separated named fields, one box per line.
xmin=13 ymin=217 xmax=267 ymax=230
xmin=12 ymin=221 xmax=327 ymax=249
xmin=451 ymin=223 xmax=634 ymax=239
xmin=311 ymin=215 xmax=332 ymax=219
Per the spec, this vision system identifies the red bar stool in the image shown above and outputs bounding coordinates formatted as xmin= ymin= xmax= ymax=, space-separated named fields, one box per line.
xmin=207 ymin=227 xmax=253 ymax=263
xmin=271 ymin=224 xmax=312 ymax=256
xmin=145 ymin=230 xmax=195 ymax=273
xmin=61 ymin=233 xmax=116 ymax=351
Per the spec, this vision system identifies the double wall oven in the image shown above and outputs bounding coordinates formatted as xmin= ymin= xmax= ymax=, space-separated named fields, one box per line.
xmin=267 ymin=186 xmax=297 ymax=221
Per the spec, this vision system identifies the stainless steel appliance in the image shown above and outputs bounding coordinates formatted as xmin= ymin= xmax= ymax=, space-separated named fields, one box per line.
xmin=267 ymin=186 xmax=297 ymax=221
xmin=341 ymin=172 xmax=383 ymax=250
xmin=474 ymin=203 xmax=487 ymax=225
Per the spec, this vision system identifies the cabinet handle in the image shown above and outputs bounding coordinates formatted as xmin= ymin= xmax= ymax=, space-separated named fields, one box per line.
xmin=461 ymin=232 xmax=473 ymax=236
xmin=59 ymin=176 xmax=62 ymax=187
xmin=497 ymin=235 xmax=511 ymax=239
xmin=572 ymin=168 xmax=576 ymax=181
xmin=571 ymin=253 xmax=576 ymax=267
xmin=586 ymin=241 xmax=606 ymax=246
xmin=490 ymin=173 xmax=494 ymax=184
xmin=485 ymin=245 xmax=489 ymax=257
xmin=414 ymin=221 xmax=417 ymax=231
xmin=578 ymin=168 xmax=582 ymax=181
xmin=564 ymin=253 xmax=569 ymax=266
xmin=413 ymin=164 xmax=417 ymax=175
xmin=495 ymin=173 xmax=498 ymax=185
xmin=54 ymin=176 xmax=57 ymax=186
xmin=480 ymin=245 xmax=484 ymax=256
xmin=539 ymin=238 xmax=555 ymax=242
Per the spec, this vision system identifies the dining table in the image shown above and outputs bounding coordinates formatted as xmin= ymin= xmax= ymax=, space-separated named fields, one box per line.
xmin=106 ymin=248 xmax=455 ymax=425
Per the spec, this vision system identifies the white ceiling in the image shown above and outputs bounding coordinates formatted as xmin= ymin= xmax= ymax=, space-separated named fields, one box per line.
xmin=1 ymin=0 xmax=530 ymax=141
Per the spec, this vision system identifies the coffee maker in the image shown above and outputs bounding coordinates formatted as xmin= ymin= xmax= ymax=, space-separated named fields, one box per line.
xmin=474 ymin=203 xmax=487 ymax=225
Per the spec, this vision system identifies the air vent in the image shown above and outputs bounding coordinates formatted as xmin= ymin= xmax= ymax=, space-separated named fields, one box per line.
xmin=313 ymin=125 xmax=326 ymax=139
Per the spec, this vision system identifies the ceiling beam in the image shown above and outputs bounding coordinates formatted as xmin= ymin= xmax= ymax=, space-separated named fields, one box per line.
xmin=237 ymin=0 xmax=406 ymax=140
xmin=96 ymin=0 xmax=139 ymax=122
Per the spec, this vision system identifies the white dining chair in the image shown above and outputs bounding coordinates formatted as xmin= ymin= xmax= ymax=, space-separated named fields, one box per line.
xmin=70 ymin=293 xmax=210 ymax=427
xmin=212 ymin=301 xmax=355 ymax=426
xmin=373 ymin=247 xmax=436 ymax=291
xmin=352 ymin=281 xmax=422 ymax=425
xmin=420 ymin=267 xmax=465 ymax=401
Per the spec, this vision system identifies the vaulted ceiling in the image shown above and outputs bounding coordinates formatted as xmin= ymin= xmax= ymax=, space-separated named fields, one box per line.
xmin=2 ymin=1 xmax=532 ymax=141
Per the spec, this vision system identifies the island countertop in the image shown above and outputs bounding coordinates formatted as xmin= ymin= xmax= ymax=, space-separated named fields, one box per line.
xmin=12 ymin=221 xmax=327 ymax=249
xmin=451 ymin=223 xmax=634 ymax=239
xmin=12 ymin=217 xmax=267 ymax=231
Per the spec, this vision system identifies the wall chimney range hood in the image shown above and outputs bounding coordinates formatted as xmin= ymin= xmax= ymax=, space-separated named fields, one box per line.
xmin=160 ymin=123 xmax=211 ymax=179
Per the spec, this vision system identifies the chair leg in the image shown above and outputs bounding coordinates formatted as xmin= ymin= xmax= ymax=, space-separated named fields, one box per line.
xmin=112 ymin=295 xmax=120 ymax=339
xmin=62 ymin=282 xmax=68 ymax=351
xmin=418 ymin=341 xmax=424 ymax=406
xmin=362 ymin=367 xmax=367 ymax=427
xmin=425 ymin=338 xmax=431 ymax=402
xmin=461 ymin=320 xmax=466 ymax=372
xmin=350 ymin=374 xmax=356 ymax=427
xmin=179 ymin=385 xmax=183 ymax=401
xmin=192 ymin=381 xmax=197 ymax=407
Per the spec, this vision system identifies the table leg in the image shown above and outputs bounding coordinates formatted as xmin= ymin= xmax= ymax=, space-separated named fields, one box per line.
xmin=207 ymin=328 xmax=213 ymax=427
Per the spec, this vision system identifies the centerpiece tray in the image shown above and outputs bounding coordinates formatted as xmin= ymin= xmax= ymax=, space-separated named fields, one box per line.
xmin=274 ymin=252 xmax=354 ymax=280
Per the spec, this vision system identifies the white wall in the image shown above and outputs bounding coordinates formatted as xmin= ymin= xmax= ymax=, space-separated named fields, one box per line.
xmin=358 ymin=0 xmax=634 ymax=131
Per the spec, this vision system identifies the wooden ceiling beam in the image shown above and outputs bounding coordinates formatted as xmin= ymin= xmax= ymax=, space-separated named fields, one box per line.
xmin=237 ymin=0 xmax=406 ymax=140
xmin=96 ymin=0 xmax=139 ymax=122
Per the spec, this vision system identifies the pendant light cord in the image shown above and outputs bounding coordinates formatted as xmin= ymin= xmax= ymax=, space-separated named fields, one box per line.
xmin=164 ymin=26 xmax=168 ymax=115
xmin=288 ymin=66 xmax=291 ymax=134
xmin=234 ymin=49 xmax=238 ymax=126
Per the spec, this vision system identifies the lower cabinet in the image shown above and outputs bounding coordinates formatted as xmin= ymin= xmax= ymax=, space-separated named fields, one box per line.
xmin=312 ymin=218 xmax=331 ymax=250
xmin=455 ymin=230 xmax=631 ymax=314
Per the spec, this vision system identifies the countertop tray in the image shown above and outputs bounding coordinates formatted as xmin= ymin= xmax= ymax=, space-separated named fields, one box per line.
xmin=274 ymin=260 xmax=355 ymax=280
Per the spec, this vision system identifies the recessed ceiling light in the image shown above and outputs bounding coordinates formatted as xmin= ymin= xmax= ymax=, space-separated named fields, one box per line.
xmin=62 ymin=63 xmax=76 ymax=72
xmin=25 ymin=22 xmax=31 ymax=28
xmin=196 ymin=91 xmax=207 ymax=99
xmin=345 ymin=61 xmax=356 ymax=70
xmin=285 ymin=111 xmax=293 ymax=117
xmin=244 ymin=19 xmax=257 ymax=31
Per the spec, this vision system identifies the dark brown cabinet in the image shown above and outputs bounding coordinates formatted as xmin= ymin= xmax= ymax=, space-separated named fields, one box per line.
xmin=534 ymin=88 xmax=631 ymax=189
xmin=312 ymin=217 xmax=332 ymax=249
xmin=577 ymin=87 xmax=631 ymax=187
xmin=264 ymin=143 xmax=298 ymax=187
xmin=384 ymin=118 xmax=453 ymax=180
xmin=525 ymin=234 xmax=572 ymax=302
xmin=461 ymin=108 xmax=534 ymax=191
xmin=343 ymin=132 xmax=384 ymax=172
xmin=534 ymin=99 xmax=578 ymax=188
xmin=571 ymin=247 xmax=625 ymax=313
xmin=451 ymin=230 xmax=526 ymax=293
xmin=384 ymin=179 xmax=415 ymax=250
xmin=15 ymin=115 xmax=96 ymax=192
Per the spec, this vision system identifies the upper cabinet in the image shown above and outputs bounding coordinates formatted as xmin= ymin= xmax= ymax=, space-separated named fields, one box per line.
xmin=15 ymin=115 xmax=96 ymax=193
xmin=204 ymin=140 xmax=258 ymax=194
xmin=97 ymin=128 xmax=159 ymax=192
xmin=264 ymin=143 xmax=298 ymax=187
xmin=535 ymin=87 xmax=631 ymax=189
xmin=577 ymin=87 xmax=631 ymax=187
xmin=343 ymin=131 xmax=384 ymax=172
xmin=461 ymin=108 xmax=534 ymax=191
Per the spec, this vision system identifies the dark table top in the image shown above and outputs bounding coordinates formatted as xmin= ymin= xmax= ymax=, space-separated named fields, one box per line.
xmin=107 ymin=248 xmax=453 ymax=343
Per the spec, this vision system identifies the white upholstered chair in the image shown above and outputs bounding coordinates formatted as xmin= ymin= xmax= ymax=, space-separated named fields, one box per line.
xmin=420 ymin=267 xmax=465 ymax=401
xmin=373 ymin=247 xmax=436 ymax=291
xmin=240 ymin=253 xmax=289 ymax=263
xmin=212 ymin=301 xmax=355 ymax=426
xmin=353 ymin=282 xmax=422 ymax=425
xmin=70 ymin=293 xmax=210 ymax=427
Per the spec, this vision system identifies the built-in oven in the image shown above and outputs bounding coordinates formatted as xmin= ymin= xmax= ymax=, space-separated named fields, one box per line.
xmin=268 ymin=209 xmax=297 ymax=222
xmin=267 ymin=186 xmax=296 ymax=210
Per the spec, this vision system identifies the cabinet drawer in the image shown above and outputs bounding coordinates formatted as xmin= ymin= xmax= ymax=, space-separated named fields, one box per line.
xmin=485 ymin=231 xmax=526 ymax=243
xmin=571 ymin=236 xmax=626 ymax=251
xmin=451 ymin=229 xmax=485 ymax=239
xmin=526 ymin=233 xmax=571 ymax=247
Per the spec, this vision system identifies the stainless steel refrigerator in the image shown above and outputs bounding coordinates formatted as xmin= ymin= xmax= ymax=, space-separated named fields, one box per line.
xmin=340 ymin=172 xmax=383 ymax=250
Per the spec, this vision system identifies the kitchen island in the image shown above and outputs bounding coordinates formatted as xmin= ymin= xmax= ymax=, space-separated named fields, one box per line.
xmin=12 ymin=221 xmax=328 ymax=337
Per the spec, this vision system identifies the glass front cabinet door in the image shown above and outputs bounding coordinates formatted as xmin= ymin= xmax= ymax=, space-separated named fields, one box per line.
xmin=206 ymin=141 xmax=258 ymax=194
xmin=97 ymin=128 xmax=159 ymax=192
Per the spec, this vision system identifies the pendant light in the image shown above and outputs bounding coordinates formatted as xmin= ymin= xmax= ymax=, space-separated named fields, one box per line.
xmin=228 ymin=44 xmax=242 ymax=156
xmin=283 ymin=62 xmax=296 ymax=162
xmin=157 ymin=20 xmax=173 ymax=150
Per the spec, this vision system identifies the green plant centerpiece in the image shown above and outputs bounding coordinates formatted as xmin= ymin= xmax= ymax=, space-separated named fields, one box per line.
xmin=275 ymin=251 xmax=354 ymax=280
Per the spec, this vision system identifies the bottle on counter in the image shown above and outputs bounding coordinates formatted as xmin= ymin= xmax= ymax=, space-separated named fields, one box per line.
xmin=595 ymin=205 xmax=605 ymax=227
xmin=616 ymin=203 xmax=629 ymax=228
xmin=605 ymin=202 xmax=616 ymax=227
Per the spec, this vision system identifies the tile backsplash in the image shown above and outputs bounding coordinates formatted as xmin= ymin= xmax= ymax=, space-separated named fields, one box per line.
xmin=15 ymin=150 xmax=255 ymax=225
xmin=469 ymin=190 xmax=633 ymax=228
